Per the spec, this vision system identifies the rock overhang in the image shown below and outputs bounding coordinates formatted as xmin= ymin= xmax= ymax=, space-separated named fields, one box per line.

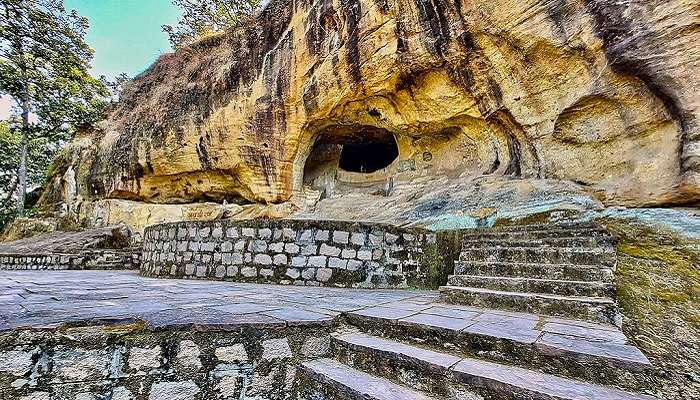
xmin=35 ymin=0 xmax=700 ymax=228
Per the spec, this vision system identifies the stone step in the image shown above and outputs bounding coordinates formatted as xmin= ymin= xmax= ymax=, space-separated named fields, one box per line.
xmin=447 ymin=275 xmax=615 ymax=297
xmin=298 ymin=358 xmax=435 ymax=400
xmin=461 ymin=236 xmax=614 ymax=248
xmin=476 ymin=221 xmax=602 ymax=232
xmin=439 ymin=286 xmax=619 ymax=325
xmin=333 ymin=332 xmax=656 ymax=400
xmin=459 ymin=227 xmax=612 ymax=241
xmin=345 ymin=305 xmax=652 ymax=391
xmin=454 ymin=261 xmax=615 ymax=282
xmin=459 ymin=247 xmax=617 ymax=266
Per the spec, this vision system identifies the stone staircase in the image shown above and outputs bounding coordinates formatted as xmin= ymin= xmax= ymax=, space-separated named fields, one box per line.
xmin=297 ymin=222 xmax=657 ymax=399
xmin=297 ymin=303 xmax=655 ymax=399
xmin=439 ymin=221 xmax=621 ymax=325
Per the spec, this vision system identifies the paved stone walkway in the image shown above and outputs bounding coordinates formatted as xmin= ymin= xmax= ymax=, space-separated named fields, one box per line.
xmin=0 ymin=271 xmax=436 ymax=331
xmin=0 ymin=270 xmax=637 ymax=362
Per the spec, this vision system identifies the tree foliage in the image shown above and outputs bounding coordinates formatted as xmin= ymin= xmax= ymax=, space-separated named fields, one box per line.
xmin=0 ymin=121 xmax=57 ymax=227
xmin=0 ymin=0 xmax=109 ymax=219
xmin=162 ymin=0 xmax=262 ymax=48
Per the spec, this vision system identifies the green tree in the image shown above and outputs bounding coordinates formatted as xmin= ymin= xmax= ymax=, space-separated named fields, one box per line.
xmin=0 ymin=121 xmax=56 ymax=227
xmin=0 ymin=0 xmax=109 ymax=217
xmin=162 ymin=0 xmax=262 ymax=48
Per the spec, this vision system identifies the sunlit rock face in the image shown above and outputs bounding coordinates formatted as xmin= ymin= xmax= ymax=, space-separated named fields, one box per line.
xmin=41 ymin=0 xmax=700 ymax=221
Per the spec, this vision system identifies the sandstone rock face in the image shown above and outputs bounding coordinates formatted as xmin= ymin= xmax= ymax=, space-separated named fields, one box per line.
xmin=40 ymin=0 xmax=700 ymax=225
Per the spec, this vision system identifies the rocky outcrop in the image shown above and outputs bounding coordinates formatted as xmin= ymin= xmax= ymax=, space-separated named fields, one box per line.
xmin=0 ymin=225 xmax=132 ymax=254
xmin=40 ymin=0 xmax=700 ymax=224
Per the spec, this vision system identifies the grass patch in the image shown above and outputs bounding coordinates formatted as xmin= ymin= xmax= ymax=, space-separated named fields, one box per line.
xmin=601 ymin=218 xmax=700 ymax=399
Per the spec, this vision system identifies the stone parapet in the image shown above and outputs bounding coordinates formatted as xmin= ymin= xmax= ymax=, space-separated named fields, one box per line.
xmin=140 ymin=219 xmax=438 ymax=288
xmin=0 ymin=253 xmax=74 ymax=270
xmin=0 ymin=250 xmax=139 ymax=271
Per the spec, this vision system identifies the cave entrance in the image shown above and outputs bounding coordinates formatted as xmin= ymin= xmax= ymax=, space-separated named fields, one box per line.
xmin=301 ymin=125 xmax=400 ymax=197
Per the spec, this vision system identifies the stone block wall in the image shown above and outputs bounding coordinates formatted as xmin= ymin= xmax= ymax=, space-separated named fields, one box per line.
xmin=0 ymin=323 xmax=331 ymax=400
xmin=0 ymin=254 xmax=75 ymax=270
xmin=0 ymin=251 xmax=140 ymax=271
xmin=141 ymin=219 xmax=437 ymax=288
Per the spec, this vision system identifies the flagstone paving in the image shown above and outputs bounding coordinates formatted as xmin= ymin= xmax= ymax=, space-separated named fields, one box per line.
xmin=0 ymin=270 xmax=639 ymax=358
xmin=0 ymin=270 xmax=434 ymax=331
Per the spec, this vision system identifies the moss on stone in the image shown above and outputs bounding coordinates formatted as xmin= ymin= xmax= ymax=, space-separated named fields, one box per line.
xmin=328 ymin=269 xmax=367 ymax=286
xmin=600 ymin=218 xmax=700 ymax=399
xmin=413 ymin=241 xmax=452 ymax=289
xmin=493 ymin=209 xmax=582 ymax=227
xmin=102 ymin=321 xmax=147 ymax=335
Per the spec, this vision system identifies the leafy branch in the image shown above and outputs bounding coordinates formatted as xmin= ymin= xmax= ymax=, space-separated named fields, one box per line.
xmin=162 ymin=0 xmax=262 ymax=48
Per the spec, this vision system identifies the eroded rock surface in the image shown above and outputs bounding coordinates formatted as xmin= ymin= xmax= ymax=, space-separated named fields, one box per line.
xmin=0 ymin=225 xmax=131 ymax=254
xmin=40 ymin=0 xmax=700 ymax=224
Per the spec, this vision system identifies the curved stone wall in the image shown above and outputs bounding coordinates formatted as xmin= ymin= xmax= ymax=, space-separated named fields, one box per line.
xmin=140 ymin=219 xmax=437 ymax=288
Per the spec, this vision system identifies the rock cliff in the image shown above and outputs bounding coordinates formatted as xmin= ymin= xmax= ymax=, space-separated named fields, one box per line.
xmin=39 ymin=0 xmax=700 ymax=228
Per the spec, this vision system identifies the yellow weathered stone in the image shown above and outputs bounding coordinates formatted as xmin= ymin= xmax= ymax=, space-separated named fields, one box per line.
xmin=38 ymin=0 xmax=700 ymax=229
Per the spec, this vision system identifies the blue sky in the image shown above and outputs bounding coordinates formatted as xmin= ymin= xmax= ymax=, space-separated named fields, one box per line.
xmin=1 ymin=0 xmax=180 ymax=118
xmin=65 ymin=0 xmax=181 ymax=80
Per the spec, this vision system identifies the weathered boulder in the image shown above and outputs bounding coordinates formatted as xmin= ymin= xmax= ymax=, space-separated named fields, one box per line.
xmin=39 ymin=0 xmax=700 ymax=225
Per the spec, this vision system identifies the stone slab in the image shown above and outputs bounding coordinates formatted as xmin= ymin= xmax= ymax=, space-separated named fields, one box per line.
xmin=542 ymin=322 xmax=628 ymax=344
xmin=399 ymin=313 xmax=474 ymax=332
xmin=453 ymin=358 xmax=656 ymax=400
xmin=421 ymin=305 xmax=481 ymax=320
xmin=535 ymin=333 xmax=651 ymax=369
xmin=301 ymin=358 xmax=434 ymax=400
xmin=336 ymin=332 xmax=461 ymax=370
xmin=262 ymin=308 xmax=334 ymax=326
xmin=349 ymin=307 xmax=420 ymax=321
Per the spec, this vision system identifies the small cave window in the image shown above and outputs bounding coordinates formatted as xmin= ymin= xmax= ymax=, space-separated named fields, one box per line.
xmin=339 ymin=138 xmax=399 ymax=173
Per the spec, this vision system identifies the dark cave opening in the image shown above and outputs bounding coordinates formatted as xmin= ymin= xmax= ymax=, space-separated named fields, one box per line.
xmin=339 ymin=140 xmax=399 ymax=173
xmin=302 ymin=125 xmax=400 ymax=193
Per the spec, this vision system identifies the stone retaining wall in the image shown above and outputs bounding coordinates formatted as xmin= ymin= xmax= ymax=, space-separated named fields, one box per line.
xmin=0 ymin=250 xmax=139 ymax=271
xmin=0 ymin=253 xmax=75 ymax=270
xmin=0 ymin=323 xmax=331 ymax=400
xmin=141 ymin=219 xmax=438 ymax=288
